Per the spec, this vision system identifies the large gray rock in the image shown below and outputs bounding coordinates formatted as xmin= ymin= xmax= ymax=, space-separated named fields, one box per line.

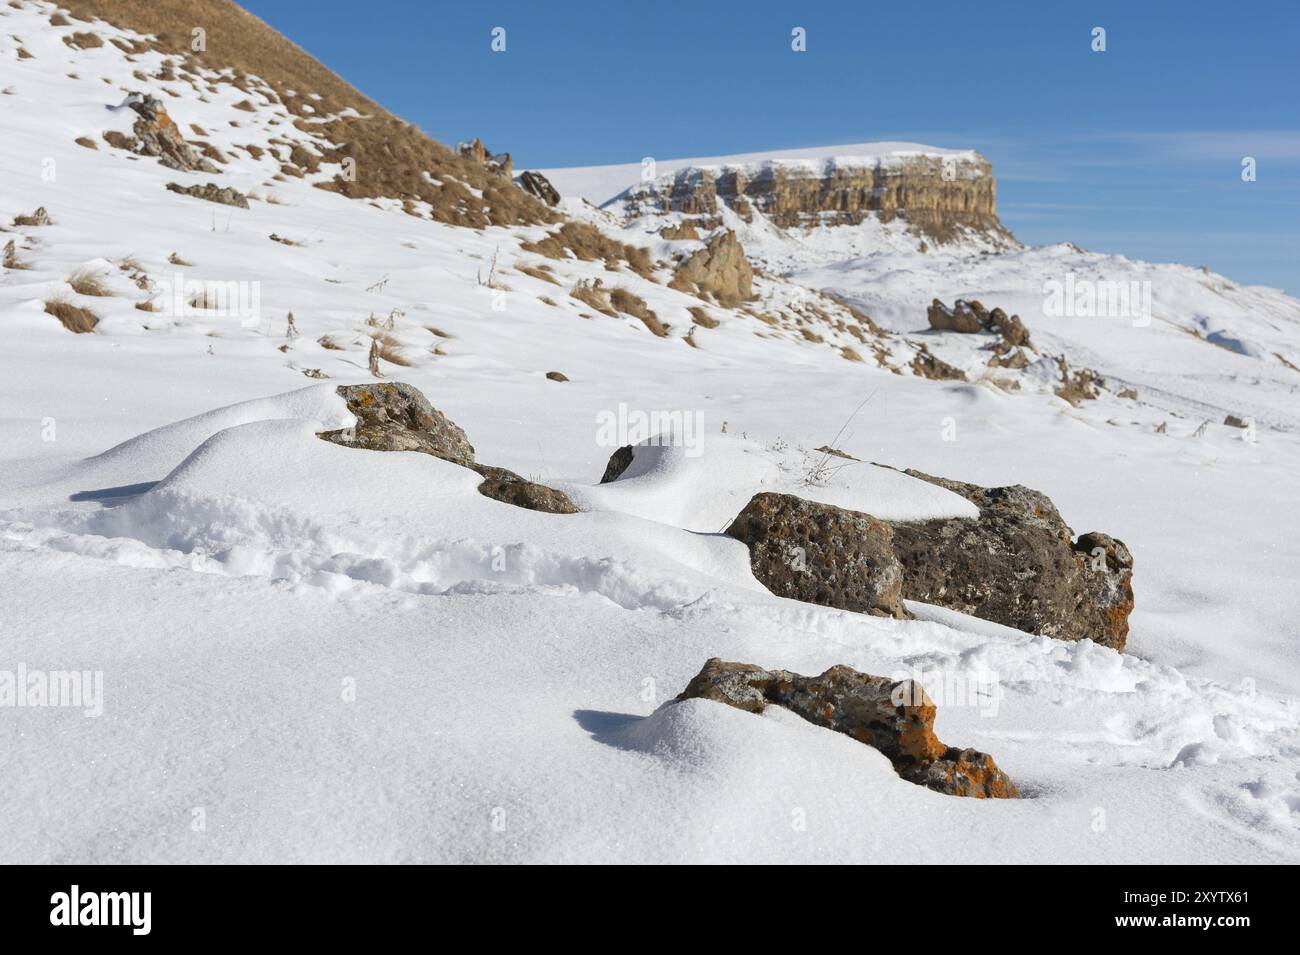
xmin=677 ymin=658 xmax=1019 ymax=799
xmin=725 ymin=492 xmax=907 ymax=618
xmin=888 ymin=470 xmax=1134 ymax=651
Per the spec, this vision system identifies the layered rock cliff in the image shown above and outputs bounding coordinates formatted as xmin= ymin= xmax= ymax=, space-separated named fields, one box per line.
xmin=620 ymin=150 xmax=1011 ymax=244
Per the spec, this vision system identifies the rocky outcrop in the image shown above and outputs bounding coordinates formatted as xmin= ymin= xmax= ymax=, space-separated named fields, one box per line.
xmin=516 ymin=171 xmax=560 ymax=206
xmin=677 ymin=659 xmax=1019 ymax=799
xmin=927 ymin=298 xmax=1032 ymax=350
xmin=165 ymin=182 xmax=250 ymax=208
xmin=888 ymin=471 xmax=1134 ymax=651
xmin=724 ymin=492 xmax=907 ymax=619
xmin=623 ymin=153 xmax=1011 ymax=244
xmin=669 ymin=229 xmax=753 ymax=305
xmin=927 ymin=298 xmax=983 ymax=334
xmin=319 ymin=383 xmax=577 ymax=514
xmin=110 ymin=94 xmax=219 ymax=173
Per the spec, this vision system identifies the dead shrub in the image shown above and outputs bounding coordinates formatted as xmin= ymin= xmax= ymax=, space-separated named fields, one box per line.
xmin=45 ymin=296 xmax=99 ymax=333
xmin=517 ymin=264 xmax=559 ymax=285
xmin=3 ymin=239 xmax=29 ymax=270
xmin=610 ymin=287 xmax=667 ymax=337
xmin=371 ymin=332 xmax=412 ymax=366
xmin=688 ymin=306 xmax=718 ymax=328
xmin=13 ymin=206 xmax=51 ymax=227
xmin=522 ymin=222 xmax=653 ymax=278
xmin=570 ymin=279 xmax=616 ymax=317
xmin=67 ymin=267 xmax=113 ymax=296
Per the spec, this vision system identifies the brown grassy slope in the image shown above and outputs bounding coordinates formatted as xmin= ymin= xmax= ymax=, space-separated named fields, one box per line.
xmin=58 ymin=0 xmax=556 ymax=228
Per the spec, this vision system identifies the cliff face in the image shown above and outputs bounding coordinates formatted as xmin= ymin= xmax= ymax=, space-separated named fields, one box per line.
xmin=624 ymin=153 xmax=1009 ymax=244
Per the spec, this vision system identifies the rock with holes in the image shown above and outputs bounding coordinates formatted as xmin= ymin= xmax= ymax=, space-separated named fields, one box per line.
xmin=887 ymin=470 xmax=1134 ymax=650
xmin=725 ymin=491 xmax=908 ymax=619
xmin=676 ymin=658 xmax=1018 ymax=798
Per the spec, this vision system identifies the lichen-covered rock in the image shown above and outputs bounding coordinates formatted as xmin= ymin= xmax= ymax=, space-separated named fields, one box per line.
xmin=165 ymin=182 xmax=250 ymax=209
xmin=888 ymin=470 xmax=1134 ymax=650
xmin=320 ymin=382 xmax=475 ymax=466
xmin=471 ymin=465 xmax=577 ymax=514
xmin=676 ymin=658 xmax=1018 ymax=799
xmin=125 ymin=94 xmax=219 ymax=173
xmin=670 ymin=229 xmax=753 ymax=305
xmin=320 ymin=382 xmax=576 ymax=514
xmin=725 ymin=492 xmax=908 ymax=618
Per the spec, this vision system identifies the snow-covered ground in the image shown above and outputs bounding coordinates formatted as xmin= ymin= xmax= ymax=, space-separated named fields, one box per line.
xmin=2 ymin=1 xmax=1298 ymax=863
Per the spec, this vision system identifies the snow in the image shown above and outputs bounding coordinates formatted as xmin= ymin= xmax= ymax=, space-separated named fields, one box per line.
xmin=2 ymin=1 xmax=1299 ymax=863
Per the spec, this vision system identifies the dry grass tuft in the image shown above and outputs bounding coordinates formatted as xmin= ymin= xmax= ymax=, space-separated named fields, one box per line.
xmin=67 ymin=267 xmax=113 ymax=296
xmin=688 ymin=306 xmax=718 ymax=328
xmin=74 ymin=135 xmax=98 ymax=150
xmin=13 ymin=206 xmax=51 ymax=227
xmin=840 ymin=345 xmax=864 ymax=362
xmin=45 ymin=295 xmax=99 ymax=333
xmin=517 ymin=263 xmax=560 ymax=285
xmin=610 ymin=287 xmax=668 ymax=337
xmin=135 ymin=298 xmax=160 ymax=312
xmin=522 ymin=222 xmax=653 ymax=278
xmin=570 ymin=279 xmax=616 ymax=317
xmin=371 ymin=332 xmax=413 ymax=366
xmin=168 ymin=251 xmax=192 ymax=266
xmin=3 ymin=239 xmax=29 ymax=270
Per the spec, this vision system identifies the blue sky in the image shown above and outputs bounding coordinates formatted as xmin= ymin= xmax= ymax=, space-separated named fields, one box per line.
xmin=241 ymin=0 xmax=1300 ymax=291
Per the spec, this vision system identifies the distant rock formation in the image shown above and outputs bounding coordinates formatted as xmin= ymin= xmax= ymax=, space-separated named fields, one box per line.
xmin=676 ymin=658 xmax=1019 ymax=798
xmin=624 ymin=152 xmax=1012 ymax=244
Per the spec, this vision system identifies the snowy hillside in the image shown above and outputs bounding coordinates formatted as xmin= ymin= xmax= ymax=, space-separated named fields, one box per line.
xmin=2 ymin=0 xmax=1299 ymax=864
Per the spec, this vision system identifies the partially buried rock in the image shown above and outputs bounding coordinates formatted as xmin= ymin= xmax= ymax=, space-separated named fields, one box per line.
xmin=725 ymin=492 xmax=908 ymax=619
xmin=319 ymin=382 xmax=577 ymax=514
xmin=888 ymin=470 xmax=1134 ymax=651
xmin=545 ymin=371 xmax=569 ymax=382
xmin=676 ymin=658 xmax=1018 ymax=798
xmin=321 ymin=382 xmax=475 ymax=466
xmin=471 ymin=465 xmax=577 ymax=514
xmin=166 ymin=182 xmax=250 ymax=209
xmin=517 ymin=170 xmax=561 ymax=206
xmin=125 ymin=94 xmax=219 ymax=173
